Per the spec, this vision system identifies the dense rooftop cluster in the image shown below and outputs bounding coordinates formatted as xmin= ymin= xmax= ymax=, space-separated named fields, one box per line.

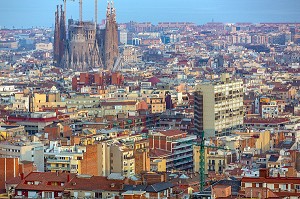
xmin=0 ymin=21 xmax=300 ymax=199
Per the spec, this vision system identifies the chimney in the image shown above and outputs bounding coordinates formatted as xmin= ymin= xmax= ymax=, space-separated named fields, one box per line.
xmin=67 ymin=174 xmax=70 ymax=182
xmin=163 ymin=172 xmax=167 ymax=182
xmin=20 ymin=173 xmax=24 ymax=180
xmin=259 ymin=168 xmax=269 ymax=178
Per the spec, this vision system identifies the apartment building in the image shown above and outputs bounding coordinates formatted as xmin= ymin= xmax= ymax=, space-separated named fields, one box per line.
xmin=149 ymin=130 xmax=196 ymax=171
xmin=13 ymin=92 xmax=30 ymax=111
xmin=13 ymin=172 xmax=76 ymax=198
xmin=193 ymin=146 xmax=236 ymax=175
xmin=241 ymin=168 xmax=300 ymax=198
xmin=0 ymin=142 xmax=44 ymax=171
xmin=7 ymin=112 xmax=57 ymax=135
xmin=194 ymin=73 xmax=244 ymax=138
xmin=146 ymin=97 xmax=166 ymax=113
xmin=110 ymin=145 xmax=135 ymax=177
xmin=30 ymin=87 xmax=66 ymax=112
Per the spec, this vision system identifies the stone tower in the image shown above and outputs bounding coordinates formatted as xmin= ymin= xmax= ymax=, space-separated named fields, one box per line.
xmin=53 ymin=0 xmax=119 ymax=72
xmin=103 ymin=1 xmax=119 ymax=71
xmin=53 ymin=5 xmax=60 ymax=66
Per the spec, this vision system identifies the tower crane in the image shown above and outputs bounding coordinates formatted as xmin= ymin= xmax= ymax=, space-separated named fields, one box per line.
xmin=143 ymin=130 xmax=235 ymax=192
xmin=79 ymin=0 xmax=82 ymax=23
xmin=61 ymin=0 xmax=75 ymax=25
xmin=58 ymin=0 xmax=99 ymax=26
xmin=95 ymin=0 xmax=98 ymax=26
xmin=196 ymin=131 xmax=234 ymax=192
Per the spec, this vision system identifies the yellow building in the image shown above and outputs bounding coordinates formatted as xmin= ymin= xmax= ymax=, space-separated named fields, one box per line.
xmin=193 ymin=146 xmax=235 ymax=175
xmin=0 ymin=125 xmax=26 ymax=141
xmin=46 ymin=153 xmax=83 ymax=173
xmin=45 ymin=144 xmax=86 ymax=174
xmin=30 ymin=87 xmax=66 ymax=112
xmin=100 ymin=100 xmax=138 ymax=116
xmin=146 ymin=96 xmax=166 ymax=113
xmin=193 ymin=145 xmax=206 ymax=174
xmin=150 ymin=158 xmax=167 ymax=172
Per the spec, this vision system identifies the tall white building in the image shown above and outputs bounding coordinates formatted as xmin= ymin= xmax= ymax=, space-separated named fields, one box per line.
xmin=194 ymin=73 xmax=244 ymax=138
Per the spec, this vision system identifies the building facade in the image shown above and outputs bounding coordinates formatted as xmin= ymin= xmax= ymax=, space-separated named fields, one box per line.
xmin=194 ymin=73 xmax=244 ymax=138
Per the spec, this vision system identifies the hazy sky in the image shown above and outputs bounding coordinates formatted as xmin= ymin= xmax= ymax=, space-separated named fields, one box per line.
xmin=1 ymin=0 xmax=300 ymax=28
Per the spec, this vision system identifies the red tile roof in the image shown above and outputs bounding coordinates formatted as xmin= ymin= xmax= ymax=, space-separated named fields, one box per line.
xmin=242 ymin=176 xmax=300 ymax=184
xmin=158 ymin=130 xmax=186 ymax=137
xmin=64 ymin=176 xmax=126 ymax=191
xmin=15 ymin=172 xmax=76 ymax=192
xmin=101 ymin=101 xmax=137 ymax=106
xmin=149 ymin=149 xmax=171 ymax=158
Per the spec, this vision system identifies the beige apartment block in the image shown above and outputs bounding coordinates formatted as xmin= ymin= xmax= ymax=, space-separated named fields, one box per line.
xmin=195 ymin=73 xmax=244 ymax=138
xmin=146 ymin=97 xmax=166 ymax=113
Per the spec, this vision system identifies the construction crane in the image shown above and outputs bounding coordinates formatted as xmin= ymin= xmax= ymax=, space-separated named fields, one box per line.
xmin=59 ymin=0 xmax=99 ymax=26
xmin=79 ymin=0 xmax=83 ymax=23
xmin=95 ymin=0 xmax=98 ymax=26
xmin=143 ymin=130 xmax=235 ymax=192
xmin=61 ymin=0 xmax=75 ymax=25
xmin=196 ymin=131 xmax=234 ymax=192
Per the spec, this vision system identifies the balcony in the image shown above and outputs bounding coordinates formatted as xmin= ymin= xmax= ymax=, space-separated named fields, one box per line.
xmin=46 ymin=159 xmax=71 ymax=163
xmin=47 ymin=166 xmax=70 ymax=171
xmin=174 ymin=159 xmax=192 ymax=166
xmin=173 ymin=143 xmax=194 ymax=150
xmin=172 ymin=148 xmax=193 ymax=155
xmin=171 ymin=153 xmax=193 ymax=161
xmin=124 ymin=156 xmax=134 ymax=160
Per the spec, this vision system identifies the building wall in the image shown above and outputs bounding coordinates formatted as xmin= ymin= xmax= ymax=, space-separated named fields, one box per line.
xmin=80 ymin=144 xmax=101 ymax=176
xmin=0 ymin=158 xmax=19 ymax=193
xmin=255 ymin=131 xmax=271 ymax=153
xmin=146 ymin=97 xmax=166 ymax=113
xmin=212 ymin=186 xmax=231 ymax=198
xmin=99 ymin=142 xmax=111 ymax=177
xmin=195 ymin=75 xmax=243 ymax=138
xmin=134 ymin=148 xmax=150 ymax=174
xmin=111 ymin=145 xmax=135 ymax=177
xmin=0 ymin=143 xmax=44 ymax=172
xmin=150 ymin=159 xmax=167 ymax=172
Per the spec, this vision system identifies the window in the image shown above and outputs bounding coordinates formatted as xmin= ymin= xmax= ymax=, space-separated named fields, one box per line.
xmin=95 ymin=192 xmax=102 ymax=198
xmin=44 ymin=192 xmax=53 ymax=198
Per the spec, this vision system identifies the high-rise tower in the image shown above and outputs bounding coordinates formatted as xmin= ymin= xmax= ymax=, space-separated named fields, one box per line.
xmin=194 ymin=73 xmax=244 ymax=138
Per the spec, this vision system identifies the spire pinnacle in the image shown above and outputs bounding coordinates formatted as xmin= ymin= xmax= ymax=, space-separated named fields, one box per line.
xmin=106 ymin=0 xmax=111 ymax=17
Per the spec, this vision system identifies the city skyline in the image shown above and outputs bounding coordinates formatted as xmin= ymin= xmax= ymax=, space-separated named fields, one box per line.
xmin=1 ymin=0 xmax=300 ymax=28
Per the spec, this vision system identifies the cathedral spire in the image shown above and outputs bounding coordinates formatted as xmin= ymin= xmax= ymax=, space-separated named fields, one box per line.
xmin=111 ymin=0 xmax=116 ymax=22
xmin=59 ymin=4 xmax=66 ymax=67
xmin=54 ymin=5 xmax=60 ymax=66
xmin=106 ymin=1 xmax=111 ymax=18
